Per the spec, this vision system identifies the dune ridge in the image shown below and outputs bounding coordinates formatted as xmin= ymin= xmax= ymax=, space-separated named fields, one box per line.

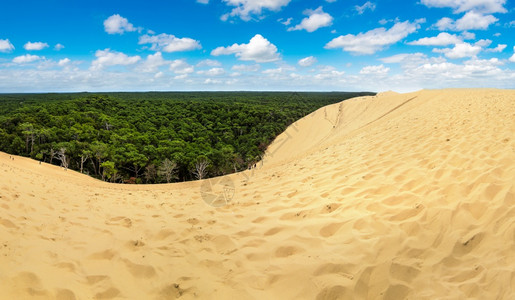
xmin=0 ymin=89 xmax=514 ymax=299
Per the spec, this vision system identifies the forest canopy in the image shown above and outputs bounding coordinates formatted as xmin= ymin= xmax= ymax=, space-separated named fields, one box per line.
xmin=0 ymin=91 xmax=374 ymax=183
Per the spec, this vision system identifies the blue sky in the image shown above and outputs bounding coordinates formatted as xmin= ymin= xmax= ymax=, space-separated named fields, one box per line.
xmin=0 ymin=0 xmax=514 ymax=92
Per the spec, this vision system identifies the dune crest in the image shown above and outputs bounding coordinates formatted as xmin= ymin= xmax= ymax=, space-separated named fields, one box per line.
xmin=1 ymin=89 xmax=514 ymax=299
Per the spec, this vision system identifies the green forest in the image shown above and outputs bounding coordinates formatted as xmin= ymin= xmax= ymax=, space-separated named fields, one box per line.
xmin=0 ymin=92 xmax=374 ymax=183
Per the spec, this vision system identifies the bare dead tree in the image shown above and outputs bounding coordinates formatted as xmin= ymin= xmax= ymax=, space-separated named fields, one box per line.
xmin=80 ymin=152 xmax=89 ymax=173
xmin=158 ymin=159 xmax=178 ymax=183
xmin=56 ymin=147 xmax=68 ymax=169
xmin=49 ymin=148 xmax=56 ymax=164
xmin=111 ymin=172 xmax=122 ymax=183
xmin=143 ymin=164 xmax=157 ymax=183
xmin=193 ymin=159 xmax=209 ymax=180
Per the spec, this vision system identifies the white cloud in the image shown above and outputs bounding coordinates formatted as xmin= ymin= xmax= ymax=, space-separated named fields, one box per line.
xmin=1 ymin=56 xmax=513 ymax=93
xmin=474 ymin=39 xmax=491 ymax=47
xmin=279 ymin=17 xmax=293 ymax=26
xmin=455 ymin=11 xmax=498 ymax=30
xmin=13 ymin=54 xmax=42 ymax=64
xmin=24 ymin=42 xmax=49 ymax=51
xmin=412 ymin=58 xmax=505 ymax=80
xmin=139 ymin=33 xmax=201 ymax=53
xmin=197 ymin=59 xmax=222 ymax=67
xmin=0 ymin=39 xmax=14 ymax=53
xmin=197 ymin=67 xmax=225 ymax=76
xmin=222 ymin=0 xmax=291 ymax=21
xmin=197 ymin=0 xmax=209 ymax=4
xmin=433 ymin=42 xmax=481 ymax=59
xmin=58 ymin=58 xmax=71 ymax=66
xmin=381 ymin=52 xmax=432 ymax=65
xmin=90 ymin=49 xmax=141 ymax=70
xmin=262 ymin=66 xmax=293 ymax=75
xmin=231 ymin=64 xmax=261 ymax=72
xmin=408 ymin=32 xmax=462 ymax=46
xmin=325 ymin=20 xmax=421 ymax=54
xmin=355 ymin=1 xmax=376 ymax=15
xmin=420 ymin=0 xmax=507 ymax=14
xmin=298 ymin=56 xmax=317 ymax=67
xmin=434 ymin=12 xmax=497 ymax=31
xmin=510 ymin=47 xmax=515 ymax=63
xmin=211 ymin=34 xmax=280 ymax=62
xmin=288 ymin=7 xmax=333 ymax=32
xmin=461 ymin=31 xmax=475 ymax=39
xmin=137 ymin=52 xmax=169 ymax=73
xmin=314 ymin=66 xmax=345 ymax=80
xmin=104 ymin=14 xmax=138 ymax=34
xmin=204 ymin=78 xmax=222 ymax=84
xmin=54 ymin=43 xmax=65 ymax=51
xmin=169 ymin=59 xmax=194 ymax=74
xmin=435 ymin=17 xmax=454 ymax=30
xmin=359 ymin=64 xmax=390 ymax=75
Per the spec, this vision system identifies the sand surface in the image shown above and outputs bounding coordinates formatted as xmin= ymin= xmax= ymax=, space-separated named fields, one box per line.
xmin=1 ymin=89 xmax=514 ymax=299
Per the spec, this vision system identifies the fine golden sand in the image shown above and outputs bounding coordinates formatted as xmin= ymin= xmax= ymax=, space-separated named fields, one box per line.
xmin=0 ymin=89 xmax=514 ymax=299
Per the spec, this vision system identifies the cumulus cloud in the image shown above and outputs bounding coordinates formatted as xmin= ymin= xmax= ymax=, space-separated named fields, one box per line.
xmin=221 ymin=0 xmax=291 ymax=21
xmin=314 ymin=66 xmax=345 ymax=80
xmin=288 ymin=7 xmax=333 ymax=32
xmin=457 ymin=12 xmax=497 ymax=30
xmin=58 ymin=58 xmax=71 ymax=66
xmin=420 ymin=0 xmax=507 ymax=14
xmin=325 ymin=20 xmax=421 ymax=55
xmin=262 ymin=66 xmax=294 ymax=75
xmin=197 ymin=67 xmax=225 ymax=76
xmin=381 ymin=52 xmax=434 ymax=65
xmin=510 ymin=47 xmax=515 ymax=63
xmin=435 ymin=17 xmax=454 ymax=30
xmin=90 ymin=49 xmax=141 ymax=71
xmin=461 ymin=31 xmax=475 ymax=39
xmin=0 ymin=39 xmax=15 ymax=53
xmin=474 ymin=39 xmax=491 ymax=47
xmin=455 ymin=12 xmax=498 ymax=30
xmin=196 ymin=59 xmax=222 ymax=67
xmin=139 ymin=33 xmax=201 ymax=53
xmin=278 ymin=17 xmax=293 ymax=26
xmin=169 ymin=59 xmax=194 ymax=74
xmin=104 ymin=14 xmax=138 ymax=34
xmin=413 ymin=58 xmax=505 ymax=80
xmin=13 ymin=54 xmax=42 ymax=64
xmin=355 ymin=1 xmax=376 ymax=15
xmin=24 ymin=42 xmax=49 ymax=51
xmin=359 ymin=64 xmax=390 ymax=75
xmin=298 ymin=56 xmax=317 ymax=67
xmin=231 ymin=64 xmax=261 ymax=72
xmin=211 ymin=34 xmax=280 ymax=62
xmin=408 ymin=32 xmax=462 ymax=46
xmin=433 ymin=42 xmax=481 ymax=59
xmin=54 ymin=43 xmax=65 ymax=51
xmin=137 ymin=52 xmax=169 ymax=73
xmin=435 ymin=12 xmax=498 ymax=31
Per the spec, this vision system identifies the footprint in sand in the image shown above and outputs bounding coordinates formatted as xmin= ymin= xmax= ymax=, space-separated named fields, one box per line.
xmin=104 ymin=216 xmax=132 ymax=228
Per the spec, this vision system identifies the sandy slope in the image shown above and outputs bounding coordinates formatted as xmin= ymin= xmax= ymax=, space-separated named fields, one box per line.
xmin=0 ymin=89 xmax=514 ymax=299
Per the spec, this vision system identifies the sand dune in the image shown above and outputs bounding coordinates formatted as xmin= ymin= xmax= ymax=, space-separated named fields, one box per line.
xmin=1 ymin=89 xmax=514 ymax=299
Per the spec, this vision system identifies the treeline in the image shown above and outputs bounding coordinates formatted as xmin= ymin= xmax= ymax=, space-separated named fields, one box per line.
xmin=0 ymin=92 xmax=374 ymax=183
